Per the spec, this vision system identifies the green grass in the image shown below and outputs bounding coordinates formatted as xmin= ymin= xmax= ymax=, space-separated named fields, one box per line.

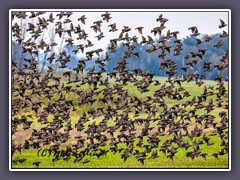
xmin=12 ymin=75 xmax=229 ymax=169
xmin=12 ymin=135 xmax=228 ymax=169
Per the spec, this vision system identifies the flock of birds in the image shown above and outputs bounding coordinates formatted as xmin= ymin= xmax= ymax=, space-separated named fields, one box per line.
xmin=11 ymin=11 xmax=229 ymax=168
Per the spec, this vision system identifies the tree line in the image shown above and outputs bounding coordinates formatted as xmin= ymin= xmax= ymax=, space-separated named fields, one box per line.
xmin=12 ymin=33 xmax=228 ymax=81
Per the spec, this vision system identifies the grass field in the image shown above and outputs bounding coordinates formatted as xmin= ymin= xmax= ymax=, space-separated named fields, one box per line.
xmin=11 ymin=75 xmax=229 ymax=169
xmin=12 ymin=135 xmax=228 ymax=169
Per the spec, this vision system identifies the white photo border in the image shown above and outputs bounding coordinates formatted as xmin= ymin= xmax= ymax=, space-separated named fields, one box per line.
xmin=9 ymin=9 xmax=231 ymax=171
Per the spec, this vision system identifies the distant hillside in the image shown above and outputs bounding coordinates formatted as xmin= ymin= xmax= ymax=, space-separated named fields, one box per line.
xmin=11 ymin=33 xmax=228 ymax=80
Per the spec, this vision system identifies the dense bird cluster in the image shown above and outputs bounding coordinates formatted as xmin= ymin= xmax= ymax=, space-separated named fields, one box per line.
xmin=11 ymin=11 xmax=229 ymax=168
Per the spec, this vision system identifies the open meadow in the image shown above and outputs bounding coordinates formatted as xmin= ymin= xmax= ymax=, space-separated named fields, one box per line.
xmin=12 ymin=75 xmax=229 ymax=169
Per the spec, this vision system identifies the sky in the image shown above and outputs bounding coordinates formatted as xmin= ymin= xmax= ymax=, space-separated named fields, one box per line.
xmin=11 ymin=10 xmax=229 ymax=57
